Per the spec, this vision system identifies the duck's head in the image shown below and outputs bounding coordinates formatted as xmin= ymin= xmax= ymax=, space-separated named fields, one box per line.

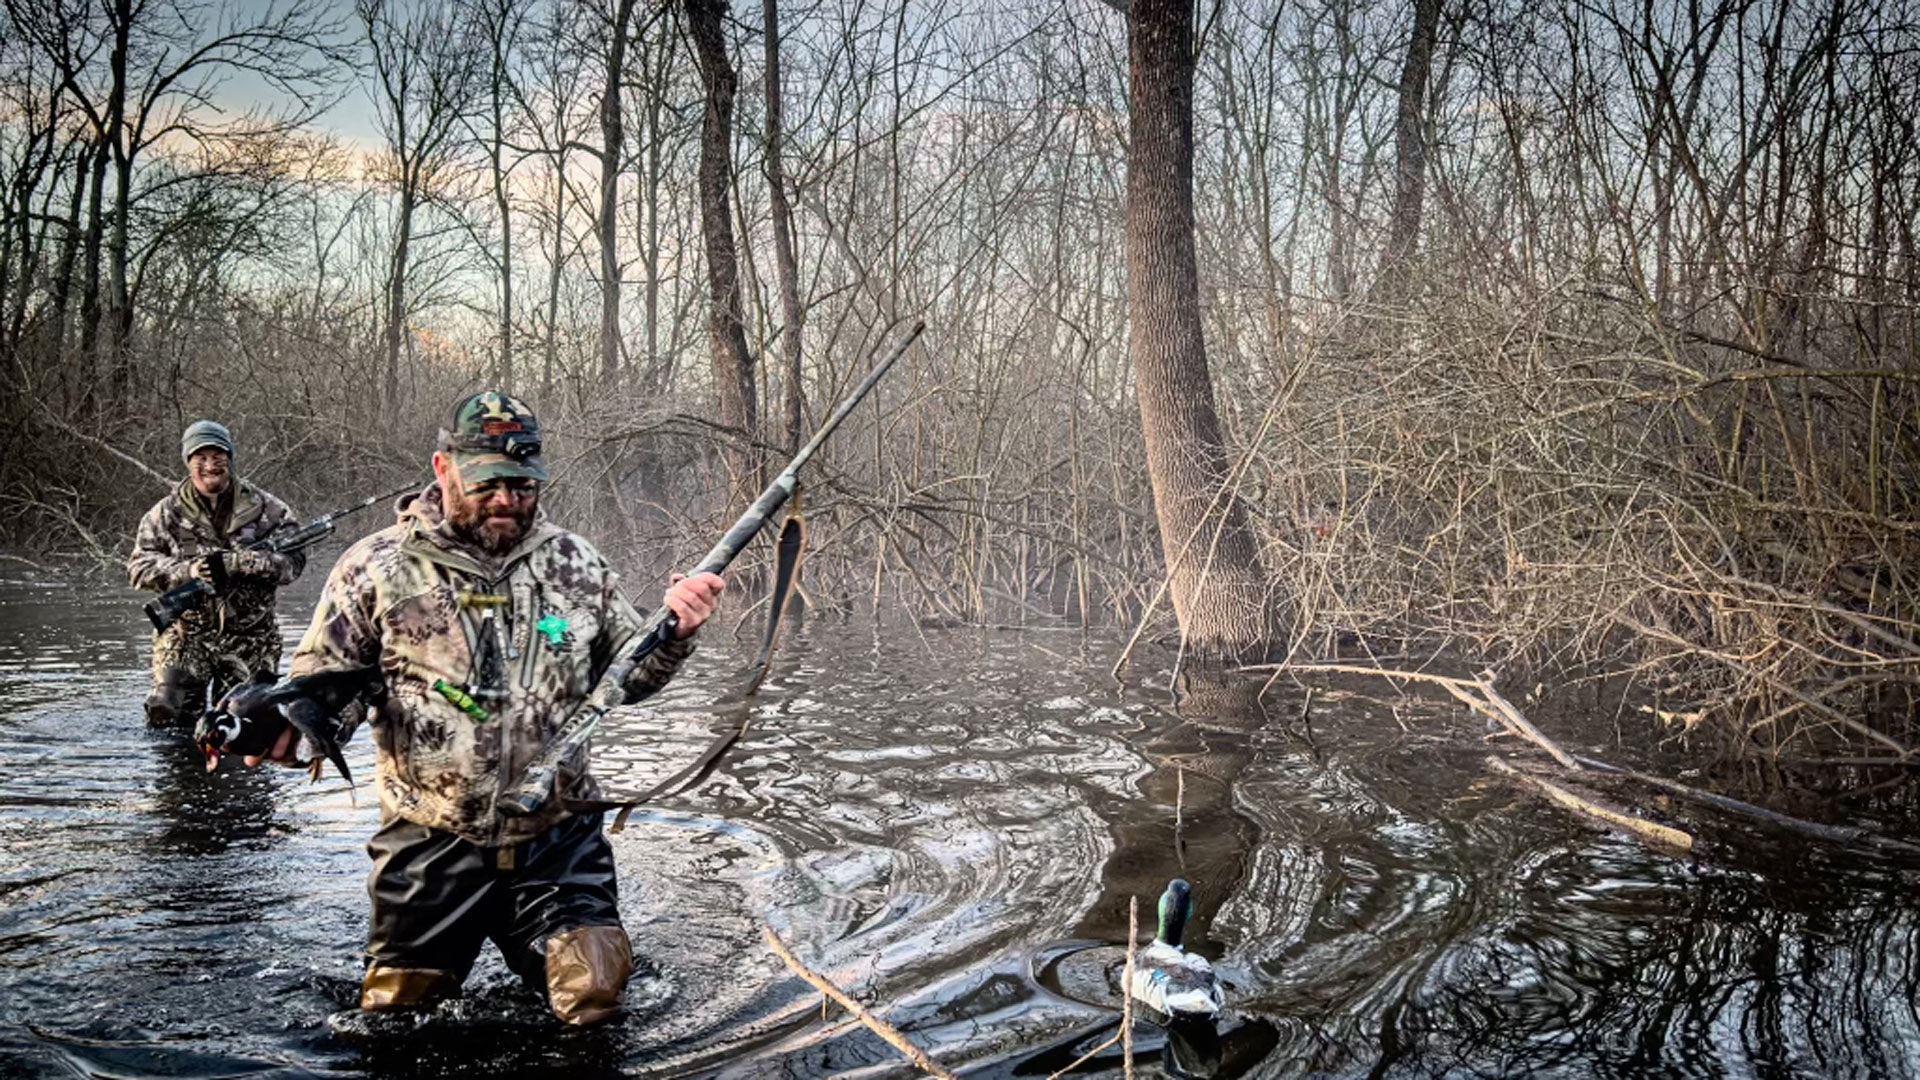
xmin=1156 ymin=878 xmax=1194 ymax=948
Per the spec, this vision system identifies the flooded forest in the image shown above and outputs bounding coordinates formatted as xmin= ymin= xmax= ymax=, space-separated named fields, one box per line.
xmin=1 ymin=0 xmax=1919 ymax=1076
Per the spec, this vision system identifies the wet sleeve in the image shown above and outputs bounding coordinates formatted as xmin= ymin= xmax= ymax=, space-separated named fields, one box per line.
xmin=126 ymin=502 xmax=193 ymax=592
xmin=262 ymin=494 xmax=306 ymax=586
xmin=289 ymin=548 xmax=382 ymax=742
xmin=593 ymin=568 xmax=695 ymax=705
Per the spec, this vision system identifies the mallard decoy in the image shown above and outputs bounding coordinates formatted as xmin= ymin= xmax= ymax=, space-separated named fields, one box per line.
xmin=1129 ymin=878 xmax=1222 ymax=1019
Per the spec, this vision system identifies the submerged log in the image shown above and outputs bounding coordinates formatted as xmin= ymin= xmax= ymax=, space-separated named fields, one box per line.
xmin=1488 ymin=756 xmax=1694 ymax=855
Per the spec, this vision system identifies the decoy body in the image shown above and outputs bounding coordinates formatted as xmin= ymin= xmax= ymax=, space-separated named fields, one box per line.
xmin=1129 ymin=878 xmax=1224 ymax=1020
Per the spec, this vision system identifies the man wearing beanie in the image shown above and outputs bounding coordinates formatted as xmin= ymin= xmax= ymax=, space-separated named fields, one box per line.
xmin=236 ymin=390 xmax=723 ymax=1027
xmin=127 ymin=420 xmax=305 ymax=726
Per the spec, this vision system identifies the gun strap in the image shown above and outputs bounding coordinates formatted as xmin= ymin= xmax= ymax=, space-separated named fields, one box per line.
xmin=581 ymin=512 xmax=807 ymax=833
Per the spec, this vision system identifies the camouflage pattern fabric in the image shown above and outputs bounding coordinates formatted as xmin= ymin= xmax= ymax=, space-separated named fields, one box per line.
xmin=127 ymin=479 xmax=305 ymax=637
xmin=129 ymin=479 xmax=303 ymax=723
xmin=290 ymin=483 xmax=694 ymax=846
xmin=150 ymin=620 xmax=283 ymax=703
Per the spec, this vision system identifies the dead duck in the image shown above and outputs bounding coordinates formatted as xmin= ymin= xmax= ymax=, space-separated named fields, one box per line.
xmin=1129 ymin=878 xmax=1222 ymax=1020
xmin=196 ymin=664 xmax=383 ymax=792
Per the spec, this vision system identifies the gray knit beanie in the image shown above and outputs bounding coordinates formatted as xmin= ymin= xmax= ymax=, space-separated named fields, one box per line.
xmin=181 ymin=420 xmax=236 ymax=466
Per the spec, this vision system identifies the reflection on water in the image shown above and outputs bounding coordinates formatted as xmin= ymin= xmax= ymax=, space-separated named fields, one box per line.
xmin=1 ymin=575 xmax=1918 ymax=1078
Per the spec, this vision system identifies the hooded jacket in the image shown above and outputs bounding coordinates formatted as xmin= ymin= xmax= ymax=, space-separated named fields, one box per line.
xmin=289 ymin=484 xmax=693 ymax=845
xmin=127 ymin=479 xmax=303 ymax=636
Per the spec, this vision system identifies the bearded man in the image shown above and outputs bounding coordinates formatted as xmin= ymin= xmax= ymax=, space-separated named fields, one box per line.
xmin=241 ymin=391 xmax=723 ymax=1027
xmin=128 ymin=420 xmax=304 ymax=726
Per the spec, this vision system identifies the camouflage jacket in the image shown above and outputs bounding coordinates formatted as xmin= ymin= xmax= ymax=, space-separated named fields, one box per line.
xmin=127 ymin=479 xmax=304 ymax=636
xmin=289 ymin=484 xmax=695 ymax=845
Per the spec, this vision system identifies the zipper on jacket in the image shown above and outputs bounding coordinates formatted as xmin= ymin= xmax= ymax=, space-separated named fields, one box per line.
xmin=519 ymin=578 xmax=542 ymax=690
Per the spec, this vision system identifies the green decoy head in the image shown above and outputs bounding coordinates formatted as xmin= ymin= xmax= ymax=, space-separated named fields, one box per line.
xmin=1156 ymin=878 xmax=1194 ymax=948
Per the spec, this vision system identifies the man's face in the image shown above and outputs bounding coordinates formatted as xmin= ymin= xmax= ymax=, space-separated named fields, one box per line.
xmin=435 ymin=454 xmax=538 ymax=555
xmin=187 ymin=448 xmax=231 ymax=498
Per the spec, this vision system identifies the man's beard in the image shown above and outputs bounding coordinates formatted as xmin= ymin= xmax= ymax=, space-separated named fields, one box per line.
xmin=445 ymin=488 xmax=535 ymax=555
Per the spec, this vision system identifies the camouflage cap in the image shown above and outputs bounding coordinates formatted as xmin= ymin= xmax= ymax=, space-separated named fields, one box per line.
xmin=438 ymin=391 xmax=549 ymax=484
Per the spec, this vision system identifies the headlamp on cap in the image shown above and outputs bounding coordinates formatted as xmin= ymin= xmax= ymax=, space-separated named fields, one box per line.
xmin=439 ymin=426 xmax=541 ymax=460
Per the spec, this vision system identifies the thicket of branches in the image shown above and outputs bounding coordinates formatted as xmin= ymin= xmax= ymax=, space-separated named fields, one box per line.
xmin=0 ymin=0 xmax=1915 ymax=764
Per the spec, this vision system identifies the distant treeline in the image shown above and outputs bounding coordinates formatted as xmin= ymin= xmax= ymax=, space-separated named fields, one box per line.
xmin=0 ymin=0 xmax=1915 ymax=765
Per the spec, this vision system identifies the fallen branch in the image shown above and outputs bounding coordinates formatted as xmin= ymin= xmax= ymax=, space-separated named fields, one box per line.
xmin=32 ymin=411 xmax=175 ymax=491
xmin=762 ymin=925 xmax=959 ymax=1080
xmin=1474 ymin=674 xmax=1579 ymax=770
xmin=1488 ymin=756 xmax=1694 ymax=855
xmin=1573 ymin=754 xmax=1920 ymax=857
xmin=1271 ymin=661 xmax=1581 ymax=768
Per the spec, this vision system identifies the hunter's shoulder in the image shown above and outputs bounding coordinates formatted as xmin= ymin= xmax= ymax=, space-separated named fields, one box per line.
xmin=244 ymin=482 xmax=296 ymax=520
xmin=529 ymin=527 xmax=618 ymax=584
xmin=135 ymin=489 xmax=183 ymax=535
xmin=331 ymin=523 xmax=409 ymax=578
xmin=142 ymin=483 xmax=187 ymax=519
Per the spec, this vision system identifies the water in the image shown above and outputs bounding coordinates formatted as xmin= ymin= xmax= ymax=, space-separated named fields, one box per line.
xmin=1 ymin=573 xmax=1917 ymax=1078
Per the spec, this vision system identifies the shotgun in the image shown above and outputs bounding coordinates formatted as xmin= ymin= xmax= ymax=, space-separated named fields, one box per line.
xmin=145 ymin=483 xmax=416 ymax=632
xmin=498 ymin=319 xmax=925 ymax=817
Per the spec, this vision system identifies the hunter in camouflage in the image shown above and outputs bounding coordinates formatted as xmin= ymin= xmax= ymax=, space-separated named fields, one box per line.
xmin=127 ymin=420 xmax=304 ymax=726
xmin=269 ymin=390 xmax=724 ymax=1026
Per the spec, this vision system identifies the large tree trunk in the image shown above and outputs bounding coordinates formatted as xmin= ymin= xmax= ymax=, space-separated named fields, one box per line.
xmin=48 ymin=140 xmax=88 ymax=369
xmin=640 ymin=22 xmax=668 ymax=392
xmin=764 ymin=0 xmax=804 ymax=455
xmin=598 ymin=0 xmax=636 ymax=384
xmin=688 ymin=0 xmax=759 ymax=500
xmin=1127 ymin=0 xmax=1275 ymax=662
xmin=1377 ymin=0 xmax=1440 ymax=295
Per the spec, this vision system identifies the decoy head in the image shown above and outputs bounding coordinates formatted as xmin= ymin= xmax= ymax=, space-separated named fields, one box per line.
xmin=1157 ymin=878 xmax=1194 ymax=948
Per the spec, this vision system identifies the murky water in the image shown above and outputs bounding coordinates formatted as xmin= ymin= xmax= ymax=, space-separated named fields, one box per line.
xmin=2 ymin=573 xmax=1918 ymax=1079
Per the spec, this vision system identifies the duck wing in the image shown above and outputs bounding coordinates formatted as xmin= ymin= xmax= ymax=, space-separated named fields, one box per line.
xmin=1127 ymin=942 xmax=1223 ymax=1019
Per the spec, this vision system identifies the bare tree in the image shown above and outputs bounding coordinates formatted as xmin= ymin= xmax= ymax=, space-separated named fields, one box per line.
xmin=598 ymin=0 xmax=637 ymax=382
xmin=464 ymin=0 xmax=528 ymax=387
xmin=688 ymin=0 xmax=759 ymax=497
xmin=763 ymin=0 xmax=804 ymax=454
xmin=1377 ymin=0 xmax=1441 ymax=294
xmin=1127 ymin=0 xmax=1274 ymax=661
xmin=360 ymin=0 xmax=477 ymax=415
xmin=5 ymin=0 xmax=340 ymax=405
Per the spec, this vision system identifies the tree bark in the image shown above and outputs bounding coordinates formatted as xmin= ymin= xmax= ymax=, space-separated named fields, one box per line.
xmin=77 ymin=134 xmax=107 ymax=399
xmin=542 ymin=144 xmax=565 ymax=402
xmin=384 ymin=186 xmax=414 ymax=411
xmin=1127 ymin=0 xmax=1275 ymax=662
xmin=484 ymin=0 xmax=515 ymax=387
xmin=688 ymin=0 xmax=759 ymax=498
xmin=598 ymin=0 xmax=636 ymax=384
xmin=764 ymin=0 xmax=804 ymax=455
xmin=103 ymin=0 xmax=131 ymax=404
xmin=1377 ymin=0 xmax=1440 ymax=295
